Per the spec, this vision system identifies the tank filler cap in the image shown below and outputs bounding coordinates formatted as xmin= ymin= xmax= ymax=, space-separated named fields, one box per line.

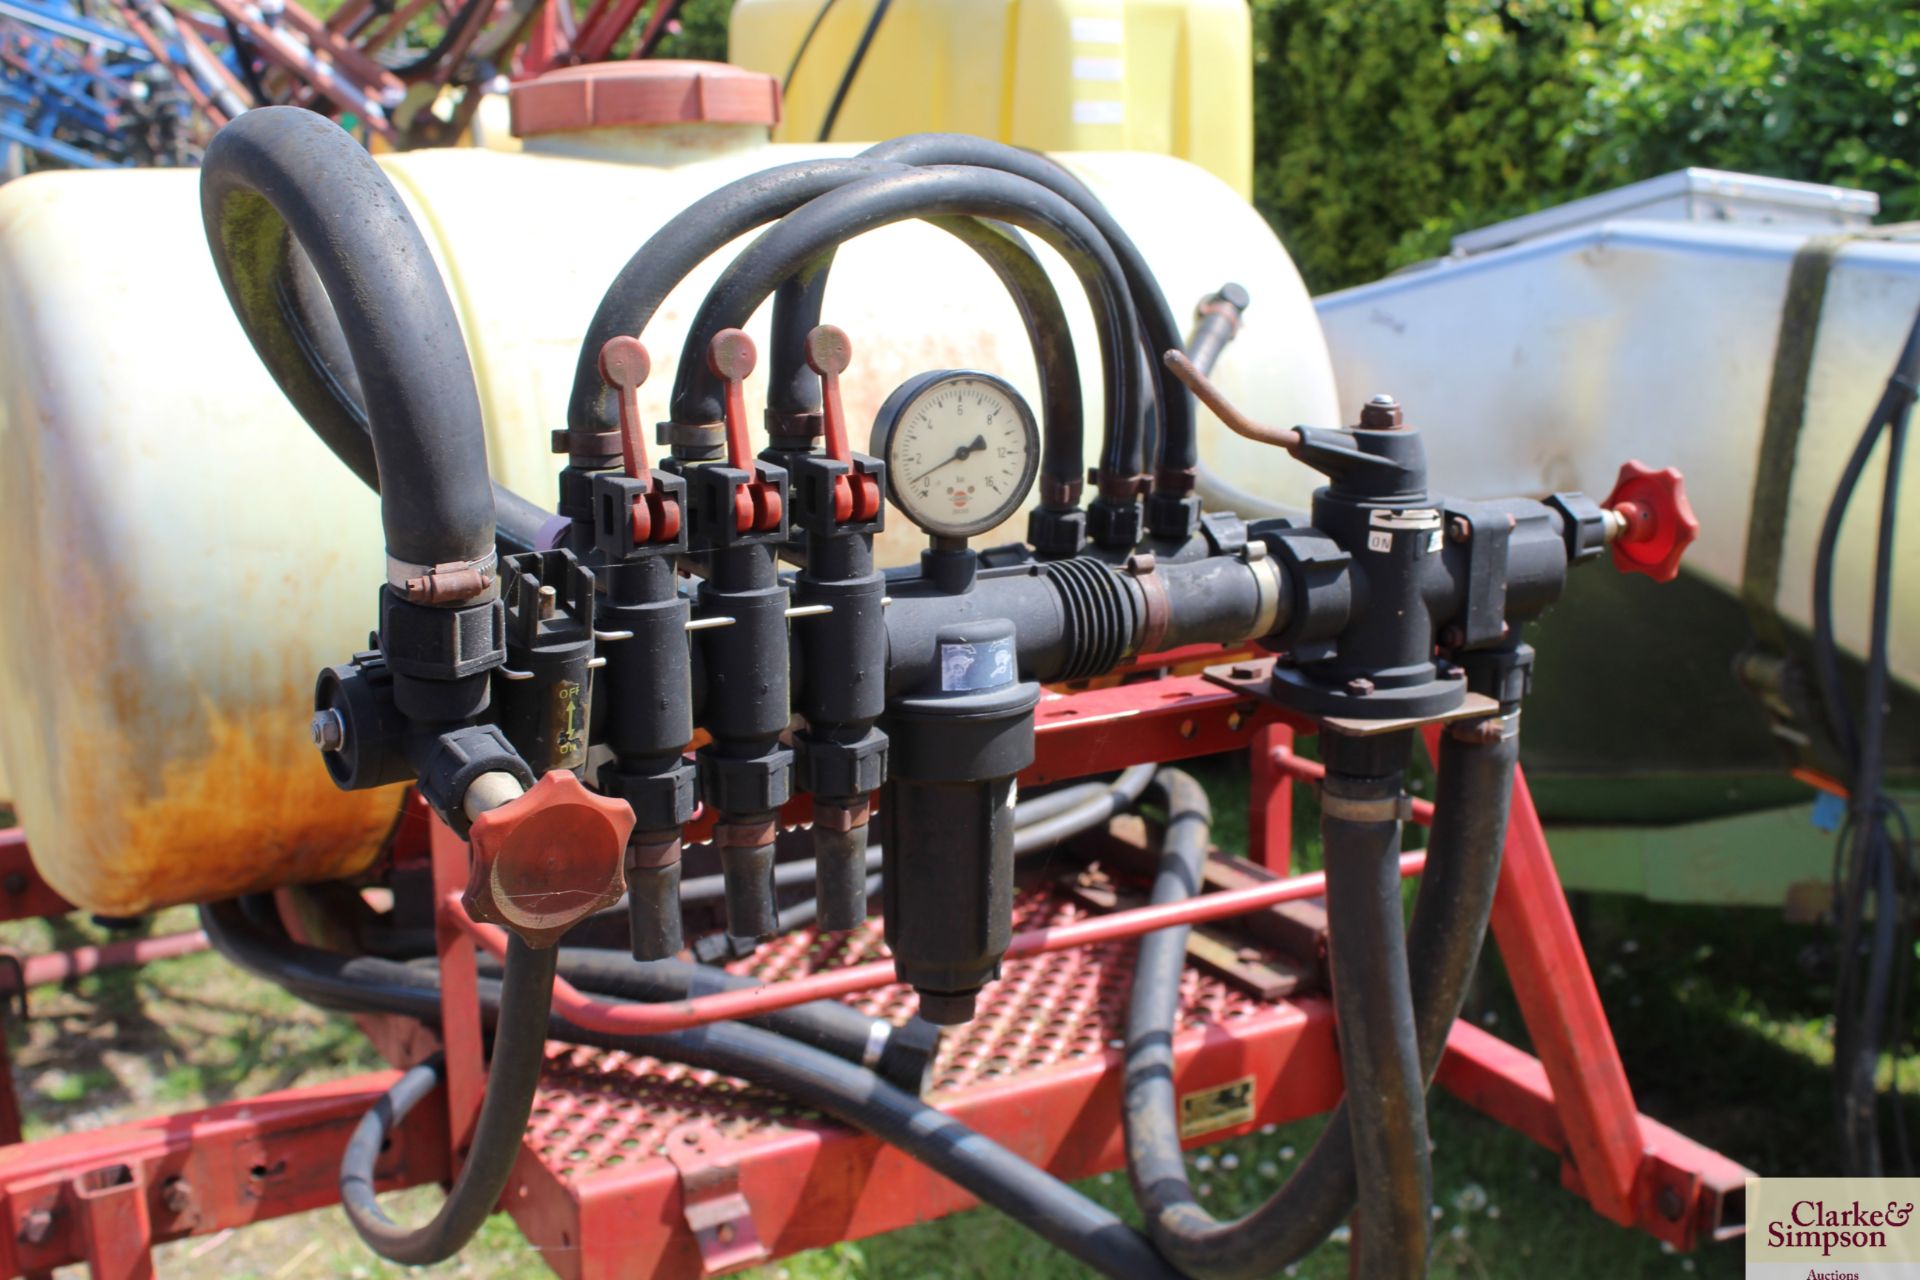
xmin=510 ymin=60 xmax=781 ymax=139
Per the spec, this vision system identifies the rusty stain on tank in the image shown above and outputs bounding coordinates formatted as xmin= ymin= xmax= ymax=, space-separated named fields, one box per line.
xmin=40 ymin=706 xmax=404 ymax=916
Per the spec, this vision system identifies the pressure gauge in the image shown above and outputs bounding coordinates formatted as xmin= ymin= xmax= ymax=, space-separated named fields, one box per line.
xmin=870 ymin=370 xmax=1040 ymax=540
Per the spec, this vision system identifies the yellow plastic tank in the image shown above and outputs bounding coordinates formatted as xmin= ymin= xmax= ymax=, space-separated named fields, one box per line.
xmin=0 ymin=61 xmax=1333 ymax=915
xmin=729 ymin=0 xmax=1253 ymax=197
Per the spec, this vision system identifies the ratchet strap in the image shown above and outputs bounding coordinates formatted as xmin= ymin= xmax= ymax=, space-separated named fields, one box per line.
xmin=1739 ymin=224 xmax=1920 ymax=767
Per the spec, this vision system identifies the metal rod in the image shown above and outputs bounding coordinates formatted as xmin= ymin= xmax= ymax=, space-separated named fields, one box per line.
xmin=1162 ymin=349 xmax=1302 ymax=451
xmin=446 ymin=850 xmax=1429 ymax=1035
xmin=0 ymin=930 xmax=209 ymax=993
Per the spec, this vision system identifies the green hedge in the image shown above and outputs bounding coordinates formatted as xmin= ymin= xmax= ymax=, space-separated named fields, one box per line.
xmin=680 ymin=0 xmax=1915 ymax=292
xmin=1253 ymin=0 xmax=1920 ymax=292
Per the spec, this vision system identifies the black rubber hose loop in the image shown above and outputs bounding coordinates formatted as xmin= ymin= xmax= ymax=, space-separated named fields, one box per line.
xmin=667 ymin=165 xmax=1143 ymax=483
xmin=857 ymin=134 xmax=1191 ymax=478
xmin=1123 ymin=727 xmax=1518 ymax=1279
xmin=570 ymin=158 xmax=1093 ymax=495
xmin=338 ymin=936 xmax=556 ymax=1266
xmin=199 ymin=107 xmax=522 ymax=564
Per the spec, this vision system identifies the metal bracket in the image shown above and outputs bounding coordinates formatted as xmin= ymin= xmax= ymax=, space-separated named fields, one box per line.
xmin=664 ymin=1123 xmax=769 ymax=1276
xmin=1203 ymin=658 xmax=1499 ymax=736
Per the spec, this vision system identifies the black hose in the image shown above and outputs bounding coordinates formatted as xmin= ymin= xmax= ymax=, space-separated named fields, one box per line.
xmin=765 ymin=214 xmax=1086 ymax=497
xmin=1318 ymin=732 xmax=1430 ymax=1278
xmin=857 ymin=134 xmax=1193 ymax=483
xmin=569 ymin=157 xmax=1082 ymax=481
xmin=339 ymin=936 xmax=556 ymax=1266
xmin=1123 ymin=723 xmax=1518 ymax=1278
xmin=566 ymin=160 xmax=1086 ymax=500
xmin=199 ymin=108 xmax=539 ymax=563
xmin=780 ymin=0 xmax=840 ymax=91
xmin=1814 ymin=304 xmax=1919 ymax=1175
xmin=668 ymin=166 xmax=1145 ymax=484
xmin=204 ymin=901 xmax=1179 ymax=1278
xmin=815 ymin=0 xmax=889 ymax=142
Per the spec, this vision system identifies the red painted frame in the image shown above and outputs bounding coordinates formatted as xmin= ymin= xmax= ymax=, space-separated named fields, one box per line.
xmin=0 ymin=662 xmax=1750 ymax=1276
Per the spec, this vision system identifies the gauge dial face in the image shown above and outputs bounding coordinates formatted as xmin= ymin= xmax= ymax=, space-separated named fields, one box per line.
xmin=871 ymin=371 xmax=1040 ymax=540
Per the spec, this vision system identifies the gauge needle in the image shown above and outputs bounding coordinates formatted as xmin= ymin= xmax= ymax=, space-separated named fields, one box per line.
xmin=912 ymin=435 xmax=988 ymax=485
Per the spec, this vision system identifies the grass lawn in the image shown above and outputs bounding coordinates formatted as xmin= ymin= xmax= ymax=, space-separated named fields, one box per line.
xmin=2 ymin=755 xmax=1905 ymax=1278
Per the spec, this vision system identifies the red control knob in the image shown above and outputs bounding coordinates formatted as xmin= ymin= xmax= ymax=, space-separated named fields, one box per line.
xmin=464 ymin=771 xmax=636 ymax=948
xmin=1602 ymin=460 xmax=1699 ymax=584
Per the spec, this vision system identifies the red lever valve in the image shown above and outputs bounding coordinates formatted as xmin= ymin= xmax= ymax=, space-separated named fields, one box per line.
xmin=708 ymin=329 xmax=785 ymax=534
xmin=464 ymin=771 xmax=636 ymax=949
xmin=598 ymin=335 xmax=682 ymax=545
xmin=1601 ymin=460 xmax=1699 ymax=584
xmin=805 ymin=325 xmax=882 ymax=523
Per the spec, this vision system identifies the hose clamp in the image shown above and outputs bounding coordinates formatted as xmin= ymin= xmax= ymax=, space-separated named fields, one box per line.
xmin=1317 ymin=790 xmax=1414 ymax=823
xmin=861 ymin=1019 xmax=890 ymax=1069
xmin=388 ymin=549 xmax=499 ymax=605
xmin=1246 ymin=551 xmax=1284 ymax=639
xmin=1447 ymin=707 xmax=1522 ymax=744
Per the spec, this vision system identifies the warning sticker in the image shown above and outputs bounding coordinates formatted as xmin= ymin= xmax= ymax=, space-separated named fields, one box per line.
xmin=1179 ymin=1075 xmax=1257 ymax=1139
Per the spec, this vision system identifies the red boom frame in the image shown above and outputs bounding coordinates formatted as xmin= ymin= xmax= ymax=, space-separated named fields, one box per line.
xmin=0 ymin=658 xmax=1749 ymax=1278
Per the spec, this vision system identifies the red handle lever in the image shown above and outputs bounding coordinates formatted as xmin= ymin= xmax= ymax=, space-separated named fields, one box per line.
xmin=1601 ymin=460 xmax=1699 ymax=584
xmin=465 ymin=771 xmax=636 ymax=949
xmin=804 ymin=324 xmax=881 ymax=523
xmin=707 ymin=329 xmax=783 ymax=533
xmin=598 ymin=335 xmax=653 ymax=485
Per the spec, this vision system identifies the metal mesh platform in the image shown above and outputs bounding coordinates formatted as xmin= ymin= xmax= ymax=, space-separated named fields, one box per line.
xmin=522 ymin=882 xmax=1276 ymax=1187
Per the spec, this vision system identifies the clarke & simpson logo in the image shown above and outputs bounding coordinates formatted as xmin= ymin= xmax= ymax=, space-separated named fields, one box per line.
xmin=1747 ymin=1179 xmax=1920 ymax=1278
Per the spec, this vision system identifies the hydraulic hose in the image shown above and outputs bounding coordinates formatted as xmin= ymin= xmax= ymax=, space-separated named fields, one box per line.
xmin=1319 ymin=732 xmax=1430 ymax=1278
xmin=339 ymin=935 xmax=556 ymax=1266
xmin=198 ymin=107 xmax=543 ymax=559
xmin=205 ymin=900 xmax=1180 ymax=1278
xmin=669 ymin=166 xmax=1146 ymax=485
xmin=1813 ymin=304 xmax=1920 ymax=1174
xmin=569 ymin=158 xmax=1081 ymax=478
xmin=1123 ymin=721 xmax=1518 ymax=1279
xmin=857 ymin=134 xmax=1194 ymax=484
xmin=206 ymin=896 xmax=936 ymax=1093
xmin=766 ymin=214 xmax=1086 ymax=497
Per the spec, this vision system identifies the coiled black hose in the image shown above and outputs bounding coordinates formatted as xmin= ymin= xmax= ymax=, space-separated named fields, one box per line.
xmin=203 ymin=898 xmax=1180 ymax=1278
xmin=199 ymin=107 xmax=546 ymax=557
xmin=567 ymin=159 xmax=1086 ymax=494
xmin=668 ymin=166 xmax=1145 ymax=485
xmin=1123 ymin=722 xmax=1518 ymax=1279
xmin=339 ymin=935 xmax=555 ymax=1266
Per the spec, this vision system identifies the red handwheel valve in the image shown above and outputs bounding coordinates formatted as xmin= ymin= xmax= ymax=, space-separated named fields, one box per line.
xmin=805 ymin=324 xmax=882 ymax=522
xmin=465 ymin=771 xmax=636 ymax=949
xmin=1601 ymin=460 xmax=1699 ymax=584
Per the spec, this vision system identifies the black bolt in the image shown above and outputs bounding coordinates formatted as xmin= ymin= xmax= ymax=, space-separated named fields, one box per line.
xmin=2 ymin=873 xmax=24 ymax=896
xmin=1656 ymin=1184 xmax=1686 ymax=1221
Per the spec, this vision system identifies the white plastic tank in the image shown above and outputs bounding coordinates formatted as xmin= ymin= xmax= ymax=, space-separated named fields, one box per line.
xmin=1310 ymin=209 xmax=1920 ymax=691
xmin=0 ymin=61 xmax=1337 ymax=914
